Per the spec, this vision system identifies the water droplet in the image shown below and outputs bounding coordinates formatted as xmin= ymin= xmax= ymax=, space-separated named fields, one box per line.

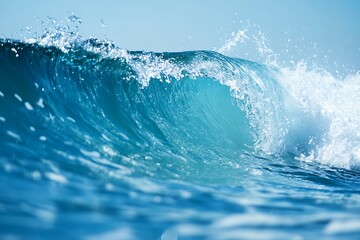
xmin=6 ymin=131 xmax=20 ymax=141
xmin=46 ymin=172 xmax=68 ymax=184
xmin=101 ymin=19 xmax=106 ymax=27
xmin=67 ymin=14 xmax=82 ymax=24
xmin=25 ymin=102 xmax=34 ymax=111
xmin=32 ymin=171 xmax=41 ymax=180
xmin=37 ymin=98 xmax=45 ymax=108
xmin=39 ymin=136 xmax=47 ymax=141
xmin=14 ymin=93 xmax=22 ymax=102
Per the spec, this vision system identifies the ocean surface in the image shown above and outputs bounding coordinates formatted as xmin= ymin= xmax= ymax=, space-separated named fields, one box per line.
xmin=1 ymin=21 xmax=360 ymax=239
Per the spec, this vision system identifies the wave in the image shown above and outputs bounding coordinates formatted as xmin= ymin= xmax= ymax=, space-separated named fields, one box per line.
xmin=1 ymin=18 xmax=360 ymax=239
xmin=0 ymin=35 xmax=359 ymax=178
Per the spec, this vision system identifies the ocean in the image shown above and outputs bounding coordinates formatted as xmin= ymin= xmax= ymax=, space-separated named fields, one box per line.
xmin=0 ymin=19 xmax=360 ymax=240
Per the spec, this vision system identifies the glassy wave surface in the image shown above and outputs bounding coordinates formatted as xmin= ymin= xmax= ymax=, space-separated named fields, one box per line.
xmin=0 ymin=33 xmax=360 ymax=239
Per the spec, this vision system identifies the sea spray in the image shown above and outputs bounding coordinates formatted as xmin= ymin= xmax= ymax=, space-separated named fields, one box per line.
xmin=1 ymin=16 xmax=360 ymax=239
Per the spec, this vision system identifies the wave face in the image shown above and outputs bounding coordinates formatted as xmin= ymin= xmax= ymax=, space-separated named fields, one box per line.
xmin=1 ymin=38 xmax=360 ymax=239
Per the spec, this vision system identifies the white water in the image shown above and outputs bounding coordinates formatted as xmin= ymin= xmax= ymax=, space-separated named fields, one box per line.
xmin=278 ymin=63 xmax=360 ymax=168
xmin=23 ymin=15 xmax=360 ymax=169
xmin=218 ymin=25 xmax=360 ymax=169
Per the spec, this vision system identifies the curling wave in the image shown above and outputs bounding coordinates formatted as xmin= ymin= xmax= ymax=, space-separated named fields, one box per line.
xmin=1 ymin=38 xmax=359 ymax=171
xmin=1 ymin=33 xmax=360 ymax=239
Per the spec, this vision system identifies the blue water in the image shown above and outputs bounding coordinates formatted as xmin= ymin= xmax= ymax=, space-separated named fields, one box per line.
xmin=1 ymin=29 xmax=360 ymax=239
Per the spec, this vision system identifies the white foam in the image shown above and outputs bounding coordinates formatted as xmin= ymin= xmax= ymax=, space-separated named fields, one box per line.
xmin=278 ymin=63 xmax=360 ymax=168
xmin=21 ymin=19 xmax=359 ymax=169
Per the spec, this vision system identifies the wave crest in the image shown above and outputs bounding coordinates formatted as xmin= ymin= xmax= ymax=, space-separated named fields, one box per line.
xmin=1 ymin=35 xmax=360 ymax=170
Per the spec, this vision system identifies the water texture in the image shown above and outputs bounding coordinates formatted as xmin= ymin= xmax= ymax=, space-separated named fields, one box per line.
xmin=0 ymin=25 xmax=360 ymax=239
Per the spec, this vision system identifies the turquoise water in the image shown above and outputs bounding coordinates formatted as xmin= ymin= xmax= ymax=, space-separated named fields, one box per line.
xmin=1 ymin=27 xmax=360 ymax=239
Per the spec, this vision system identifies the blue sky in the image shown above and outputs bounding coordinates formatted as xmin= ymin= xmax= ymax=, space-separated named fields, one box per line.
xmin=0 ymin=0 xmax=359 ymax=72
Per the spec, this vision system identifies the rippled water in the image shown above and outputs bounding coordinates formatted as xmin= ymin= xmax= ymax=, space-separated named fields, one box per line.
xmin=1 ymin=20 xmax=360 ymax=239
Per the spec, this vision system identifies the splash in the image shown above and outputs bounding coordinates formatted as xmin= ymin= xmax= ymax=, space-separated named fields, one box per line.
xmin=216 ymin=23 xmax=278 ymax=66
xmin=1 ymin=15 xmax=360 ymax=240
xmin=3 ymin=15 xmax=357 ymax=169
xmin=278 ymin=63 xmax=360 ymax=168
xmin=216 ymin=21 xmax=360 ymax=168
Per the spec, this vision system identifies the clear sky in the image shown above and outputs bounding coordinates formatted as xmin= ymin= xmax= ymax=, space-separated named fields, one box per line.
xmin=0 ymin=0 xmax=359 ymax=72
